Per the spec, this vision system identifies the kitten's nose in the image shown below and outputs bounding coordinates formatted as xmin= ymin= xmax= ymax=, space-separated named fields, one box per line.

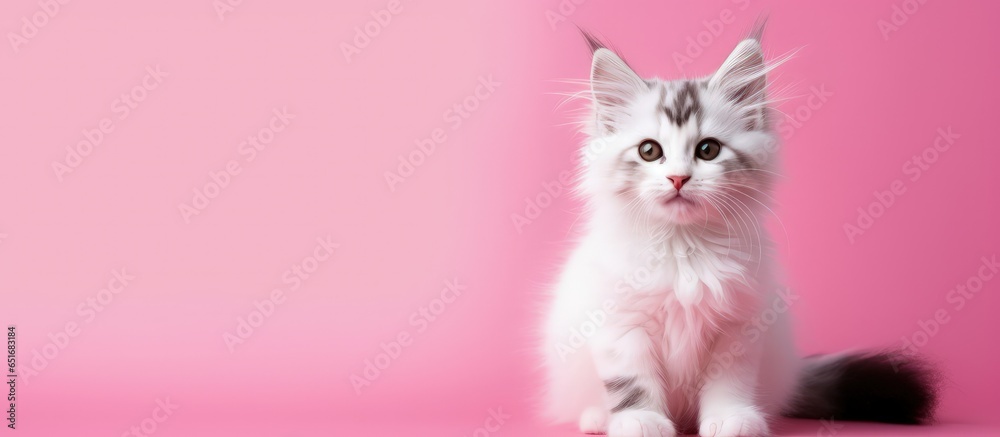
xmin=667 ymin=175 xmax=690 ymax=190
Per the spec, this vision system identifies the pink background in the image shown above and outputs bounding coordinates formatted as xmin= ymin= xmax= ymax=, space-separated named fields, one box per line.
xmin=1 ymin=0 xmax=998 ymax=435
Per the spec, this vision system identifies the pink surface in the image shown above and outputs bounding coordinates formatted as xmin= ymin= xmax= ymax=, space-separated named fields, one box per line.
xmin=1 ymin=0 xmax=998 ymax=435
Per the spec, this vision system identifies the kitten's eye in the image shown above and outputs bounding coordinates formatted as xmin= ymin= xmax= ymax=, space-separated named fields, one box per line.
xmin=638 ymin=140 xmax=663 ymax=162
xmin=695 ymin=138 xmax=722 ymax=161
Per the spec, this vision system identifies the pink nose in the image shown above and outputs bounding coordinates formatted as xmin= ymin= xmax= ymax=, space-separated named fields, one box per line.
xmin=667 ymin=175 xmax=690 ymax=190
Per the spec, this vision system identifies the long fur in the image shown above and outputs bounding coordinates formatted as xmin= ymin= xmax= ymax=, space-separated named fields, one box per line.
xmin=542 ymin=25 xmax=938 ymax=437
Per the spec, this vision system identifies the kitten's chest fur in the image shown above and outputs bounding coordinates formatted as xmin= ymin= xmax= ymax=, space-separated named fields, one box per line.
xmin=605 ymin=230 xmax=759 ymax=393
xmin=608 ymin=229 xmax=754 ymax=312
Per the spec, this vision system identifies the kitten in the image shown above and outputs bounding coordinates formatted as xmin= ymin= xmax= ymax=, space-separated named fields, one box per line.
xmin=542 ymin=27 xmax=938 ymax=437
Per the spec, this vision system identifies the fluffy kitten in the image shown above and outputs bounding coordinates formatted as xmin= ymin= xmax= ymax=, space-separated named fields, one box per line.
xmin=542 ymin=28 xmax=937 ymax=437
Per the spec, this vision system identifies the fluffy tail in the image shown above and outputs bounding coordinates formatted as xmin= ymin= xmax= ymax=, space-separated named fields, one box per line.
xmin=783 ymin=352 xmax=940 ymax=424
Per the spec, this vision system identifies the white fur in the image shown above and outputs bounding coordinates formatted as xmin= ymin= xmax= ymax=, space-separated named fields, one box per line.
xmin=543 ymin=37 xmax=800 ymax=437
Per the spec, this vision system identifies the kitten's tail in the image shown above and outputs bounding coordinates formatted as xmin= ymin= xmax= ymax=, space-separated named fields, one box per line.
xmin=783 ymin=351 xmax=940 ymax=424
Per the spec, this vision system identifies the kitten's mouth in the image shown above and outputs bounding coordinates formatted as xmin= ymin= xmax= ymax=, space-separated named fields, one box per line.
xmin=661 ymin=194 xmax=694 ymax=206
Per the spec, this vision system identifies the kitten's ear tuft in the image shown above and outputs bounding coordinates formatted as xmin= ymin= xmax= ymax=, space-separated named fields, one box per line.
xmin=578 ymin=27 xmax=606 ymax=53
xmin=709 ymin=17 xmax=768 ymax=105
xmin=748 ymin=13 xmax=768 ymax=43
xmin=590 ymin=47 xmax=647 ymax=134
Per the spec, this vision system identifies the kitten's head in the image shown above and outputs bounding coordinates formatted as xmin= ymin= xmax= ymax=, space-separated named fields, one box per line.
xmin=578 ymin=31 xmax=780 ymax=227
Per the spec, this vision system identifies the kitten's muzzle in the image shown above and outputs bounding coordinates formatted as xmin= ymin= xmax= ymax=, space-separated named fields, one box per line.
xmin=667 ymin=175 xmax=691 ymax=190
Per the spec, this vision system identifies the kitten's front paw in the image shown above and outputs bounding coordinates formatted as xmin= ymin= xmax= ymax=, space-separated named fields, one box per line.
xmin=607 ymin=409 xmax=675 ymax=437
xmin=699 ymin=409 xmax=769 ymax=437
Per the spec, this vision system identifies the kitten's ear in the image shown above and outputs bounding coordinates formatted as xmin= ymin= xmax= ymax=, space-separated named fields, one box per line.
xmin=709 ymin=34 xmax=766 ymax=106
xmin=590 ymin=47 xmax=647 ymax=134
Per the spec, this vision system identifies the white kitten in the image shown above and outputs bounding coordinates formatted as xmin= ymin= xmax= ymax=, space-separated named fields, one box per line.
xmin=542 ymin=27 xmax=937 ymax=437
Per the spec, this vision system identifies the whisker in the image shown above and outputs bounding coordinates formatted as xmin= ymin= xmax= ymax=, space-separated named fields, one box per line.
xmin=711 ymin=181 xmax=778 ymax=203
xmin=699 ymin=194 xmax=735 ymax=258
xmin=715 ymin=191 xmax=763 ymax=273
xmin=706 ymin=192 xmax=751 ymax=255
xmin=716 ymin=183 xmax=791 ymax=255
xmin=700 ymin=168 xmax=787 ymax=180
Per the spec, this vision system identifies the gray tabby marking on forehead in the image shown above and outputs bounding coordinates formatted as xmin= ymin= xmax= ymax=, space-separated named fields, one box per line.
xmin=661 ymin=80 xmax=702 ymax=126
xmin=656 ymin=83 xmax=667 ymax=111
